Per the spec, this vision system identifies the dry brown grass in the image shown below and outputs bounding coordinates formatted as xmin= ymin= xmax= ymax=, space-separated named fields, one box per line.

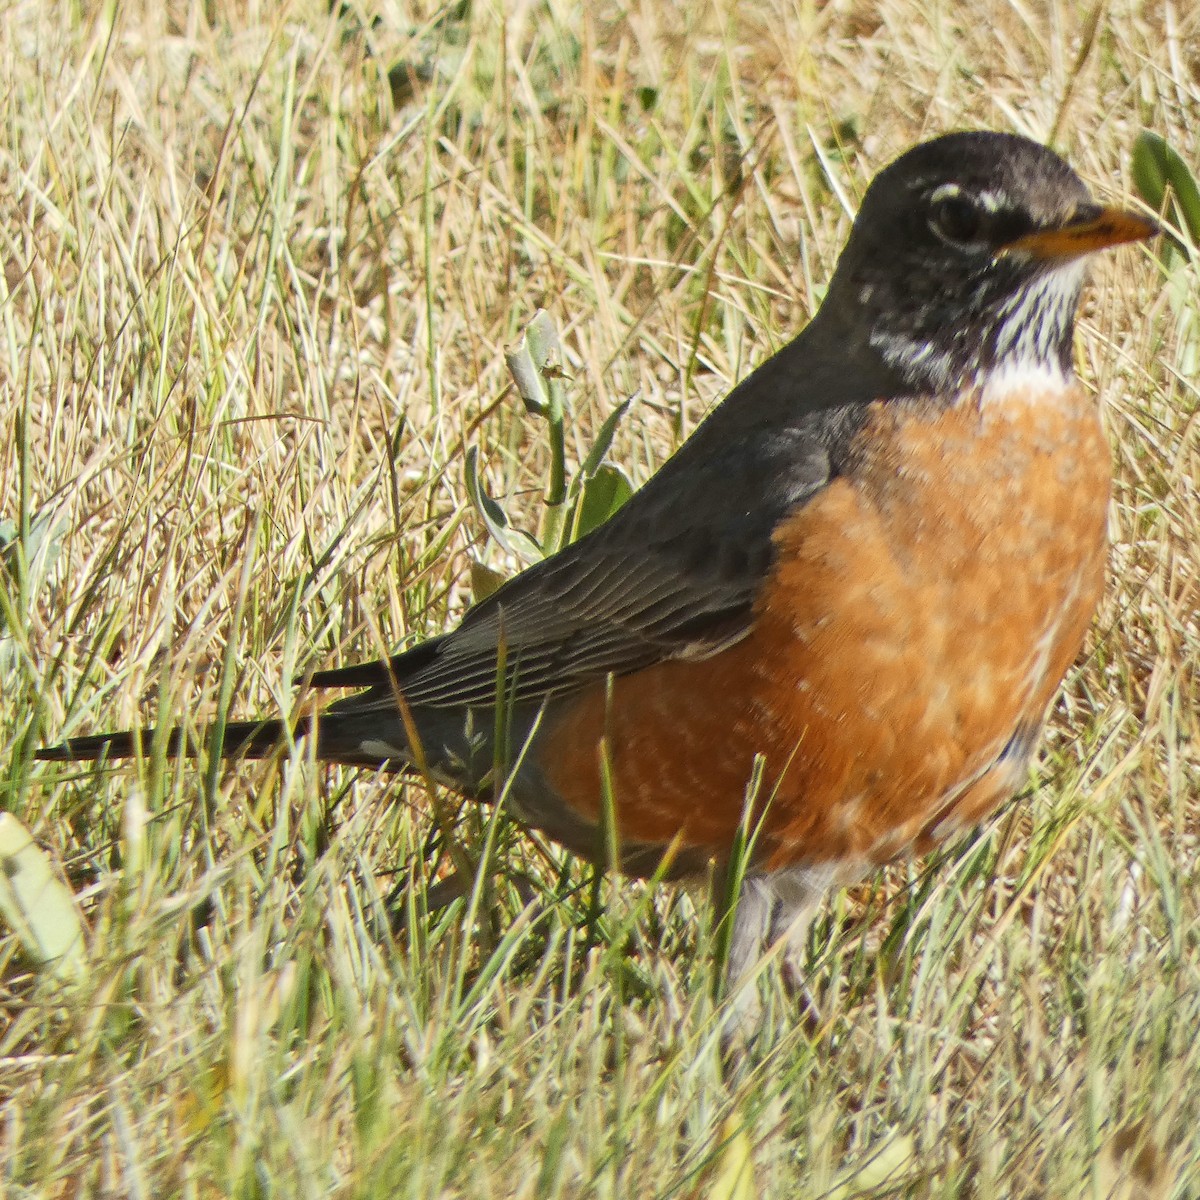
xmin=1 ymin=0 xmax=1198 ymax=1195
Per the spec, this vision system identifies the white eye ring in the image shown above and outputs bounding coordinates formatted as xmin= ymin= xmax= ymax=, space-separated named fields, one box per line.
xmin=930 ymin=183 xmax=964 ymax=204
xmin=930 ymin=184 xmax=1001 ymax=212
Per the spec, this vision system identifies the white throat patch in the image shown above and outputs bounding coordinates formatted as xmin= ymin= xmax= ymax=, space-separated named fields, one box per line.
xmin=990 ymin=258 xmax=1085 ymax=370
xmin=980 ymin=356 xmax=1074 ymax=407
xmin=869 ymin=258 xmax=1086 ymax=399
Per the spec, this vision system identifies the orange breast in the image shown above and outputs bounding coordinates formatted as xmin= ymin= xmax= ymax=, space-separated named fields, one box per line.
xmin=536 ymin=384 xmax=1110 ymax=874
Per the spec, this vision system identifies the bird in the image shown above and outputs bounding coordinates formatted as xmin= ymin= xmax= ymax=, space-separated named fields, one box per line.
xmin=38 ymin=131 xmax=1156 ymax=1019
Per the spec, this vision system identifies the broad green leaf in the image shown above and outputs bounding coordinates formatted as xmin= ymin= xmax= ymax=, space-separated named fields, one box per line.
xmin=469 ymin=559 xmax=507 ymax=603
xmin=464 ymin=447 xmax=543 ymax=564
xmin=1131 ymin=132 xmax=1199 ymax=373
xmin=1132 ymin=131 xmax=1200 ymax=247
xmin=504 ymin=335 xmax=549 ymax=416
xmin=573 ymin=465 xmax=633 ymax=541
xmin=504 ymin=309 xmax=563 ymax=417
xmin=523 ymin=309 xmax=562 ymax=371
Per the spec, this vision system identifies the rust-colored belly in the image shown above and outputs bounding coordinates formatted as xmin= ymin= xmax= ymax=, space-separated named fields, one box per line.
xmin=537 ymin=385 xmax=1110 ymax=873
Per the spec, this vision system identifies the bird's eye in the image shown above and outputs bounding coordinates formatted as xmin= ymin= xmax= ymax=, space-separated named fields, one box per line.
xmin=928 ymin=187 xmax=986 ymax=247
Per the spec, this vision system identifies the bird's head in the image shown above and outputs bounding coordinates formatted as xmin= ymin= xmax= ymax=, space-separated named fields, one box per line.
xmin=823 ymin=131 xmax=1157 ymax=397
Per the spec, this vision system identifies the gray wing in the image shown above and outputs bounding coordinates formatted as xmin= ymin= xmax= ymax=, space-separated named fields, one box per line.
xmin=307 ymin=320 xmax=900 ymax=712
xmin=309 ymin=407 xmax=846 ymax=712
xmin=390 ymin=522 xmax=769 ymax=708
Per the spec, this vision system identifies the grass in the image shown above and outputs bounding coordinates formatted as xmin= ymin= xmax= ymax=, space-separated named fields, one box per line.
xmin=1 ymin=0 xmax=1198 ymax=1195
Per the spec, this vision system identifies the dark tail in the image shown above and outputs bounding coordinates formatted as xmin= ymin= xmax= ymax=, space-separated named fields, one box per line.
xmin=36 ymin=704 xmax=430 ymax=771
xmin=34 ymin=718 xmax=303 ymax=763
xmin=38 ymin=640 xmax=462 ymax=770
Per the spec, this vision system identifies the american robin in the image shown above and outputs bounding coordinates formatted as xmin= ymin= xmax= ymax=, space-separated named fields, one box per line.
xmin=39 ymin=131 xmax=1155 ymax=1007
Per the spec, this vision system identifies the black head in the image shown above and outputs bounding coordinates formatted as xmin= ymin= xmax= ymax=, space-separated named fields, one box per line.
xmin=821 ymin=131 xmax=1156 ymax=396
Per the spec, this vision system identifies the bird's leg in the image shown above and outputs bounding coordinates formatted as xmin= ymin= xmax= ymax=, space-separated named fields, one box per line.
xmin=720 ymin=866 xmax=833 ymax=1051
xmin=723 ymin=873 xmax=779 ymax=993
xmin=766 ymin=865 xmax=838 ymax=993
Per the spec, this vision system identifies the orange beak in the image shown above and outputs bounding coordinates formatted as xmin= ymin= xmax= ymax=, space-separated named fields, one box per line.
xmin=1001 ymin=206 xmax=1159 ymax=261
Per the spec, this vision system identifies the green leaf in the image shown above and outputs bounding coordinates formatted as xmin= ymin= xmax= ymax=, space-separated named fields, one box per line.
xmin=464 ymin=448 xmax=544 ymax=564
xmin=636 ymin=86 xmax=658 ymax=111
xmin=504 ymin=309 xmax=564 ymax=418
xmin=1132 ymin=134 xmax=1167 ymax=210
xmin=573 ymin=465 xmax=633 ymax=541
xmin=579 ymin=398 xmax=632 ymax=481
xmin=469 ymin=559 xmax=507 ymax=603
xmin=0 ymin=814 xmax=87 ymax=981
xmin=464 ymin=446 xmax=509 ymax=531
xmin=523 ymin=309 xmax=562 ymax=372
xmin=1132 ymin=131 xmax=1200 ymax=247
xmin=504 ymin=338 xmax=548 ymax=416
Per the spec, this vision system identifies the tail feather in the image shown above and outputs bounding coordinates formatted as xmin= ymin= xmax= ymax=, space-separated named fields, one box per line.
xmin=36 ymin=709 xmax=423 ymax=772
xmin=38 ymin=644 xmax=454 ymax=768
xmin=34 ymin=718 xmax=302 ymax=763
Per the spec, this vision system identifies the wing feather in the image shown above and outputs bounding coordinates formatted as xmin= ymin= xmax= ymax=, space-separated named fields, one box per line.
xmin=312 ymin=360 xmax=873 ymax=712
